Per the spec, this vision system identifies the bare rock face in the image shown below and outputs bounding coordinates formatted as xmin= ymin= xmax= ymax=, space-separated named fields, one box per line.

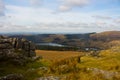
xmin=0 ymin=36 xmax=37 ymax=79
xmin=11 ymin=38 xmax=36 ymax=57
xmin=0 ymin=35 xmax=36 ymax=61
xmin=0 ymin=36 xmax=14 ymax=60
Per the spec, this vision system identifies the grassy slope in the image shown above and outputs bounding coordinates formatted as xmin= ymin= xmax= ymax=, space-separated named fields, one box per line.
xmin=1 ymin=48 xmax=120 ymax=80
xmin=36 ymin=49 xmax=120 ymax=71
xmin=0 ymin=60 xmax=46 ymax=80
xmin=36 ymin=50 xmax=83 ymax=61
xmin=90 ymin=31 xmax=120 ymax=40
xmin=35 ymin=48 xmax=120 ymax=80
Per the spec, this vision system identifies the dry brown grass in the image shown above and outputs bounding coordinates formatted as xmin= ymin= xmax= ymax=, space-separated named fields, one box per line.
xmin=36 ymin=50 xmax=83 ymax=61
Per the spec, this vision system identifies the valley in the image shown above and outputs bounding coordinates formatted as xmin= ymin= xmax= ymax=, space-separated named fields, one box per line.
xmin=0 ymin=31 xmax=120 ymax=80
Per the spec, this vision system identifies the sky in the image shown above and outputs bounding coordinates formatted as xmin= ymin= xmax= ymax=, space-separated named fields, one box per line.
xmin=0 ymin=0 xmax=120 ymax=33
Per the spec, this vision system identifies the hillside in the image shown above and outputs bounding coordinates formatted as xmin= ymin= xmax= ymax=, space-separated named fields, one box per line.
xmin=0 ymin=32 xmax=120 ymax=80
xmin=35 ymin=46 xmax=120 ymax=80
xmin=8 ymin=33 xmax=93 ymax=43
xmin=8 ymin=31 xmax=120 ymax=50
xmin=90 ymin=31 xmax=120 ymax=41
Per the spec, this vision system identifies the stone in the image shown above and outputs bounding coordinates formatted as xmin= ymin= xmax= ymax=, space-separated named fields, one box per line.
xmin=0 ymin=74 xmax=23 ymax=80
xmin=0 ymin=35 xmax=36 ymax=61
xmin=87 ymin=68 xmax=119 ymax=79
xmin=0 ymin=36 xmax=38 ymax=80
xmin=11 ymin=38 xmax=36 ymax=57
xmin=37 ymin=76 xmax=60 ymax=80
xmin=0 ymin=43 xmax=12 ymax=49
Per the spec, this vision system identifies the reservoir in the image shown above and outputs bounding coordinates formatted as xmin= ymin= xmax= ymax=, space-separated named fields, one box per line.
xmin=36 ymin=43 xmax=64 ymax=47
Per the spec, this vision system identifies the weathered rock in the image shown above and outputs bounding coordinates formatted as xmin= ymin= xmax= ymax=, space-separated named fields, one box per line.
xmin=0 ymin=43 xmax=12 ymax=49
xmin=0 ymin=36 xmax=14 ymax=60
xmin=0 ymin=74 xmax=23 ymax=80
xmin=32 ymin=56 xmax=43 ymax=61
xmin=11 ymin=38 xmax=36 ymax=57
xmin=0 ymin=36 xmax=38 ymax=80
xmin=0 ymin=35 xmax=36 ymax=62
xmin=87 ymin=68 xmax=119 ymax=79
xmin=37 ymin=76 xmax=60 ymax=80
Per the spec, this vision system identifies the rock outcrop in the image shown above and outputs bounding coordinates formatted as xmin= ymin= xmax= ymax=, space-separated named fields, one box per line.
xmin=0 ymin=36 xmax=14 ymax=60
xmin=0 ymin=35 xmax=36 ymax=61
xmin=0 ymin=36 xmax=37 ymax=79
xmin=11 ymin=37 xmax=36 ymax=57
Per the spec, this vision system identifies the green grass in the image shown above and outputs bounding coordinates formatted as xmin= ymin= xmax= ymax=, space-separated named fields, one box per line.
xmin=35 ymin=47 xmax=120 ymax=80
xmin=0 ymin=59 xmax=46 ymax=80
xmin=1 ymin=46 xmax=120 ymax=80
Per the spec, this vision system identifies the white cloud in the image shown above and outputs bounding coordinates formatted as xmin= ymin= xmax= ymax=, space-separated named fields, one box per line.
xmin=59 ymin=5 xmax=71 ymax=11
xmin=0 ymin=0 xmax=5 ymax=16
xmin=59 ymin=0 xmax=90 ymax=11
xmin=30 ymin=0 xmax=43 ymax=6
xmin=93 ymin=15 xmax=112 ymax=20
xmin=5 ymin=5 xmax=54 ymax=25
xmin=64 ymin=0 xmax=89 ymax=6
xmin=114 ymin=18 xmax=120 ymax=24
xmin=0 ymin=0 xmax=119 ymax=33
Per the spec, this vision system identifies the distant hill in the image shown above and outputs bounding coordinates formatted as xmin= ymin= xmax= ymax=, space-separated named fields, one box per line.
xmin=8 ymin=33 xmax=95 ymax=44
xmin=7 ymin=31 xmax=120 ymax=49
xmin=90 ymin=31 xmax=120 ymax=41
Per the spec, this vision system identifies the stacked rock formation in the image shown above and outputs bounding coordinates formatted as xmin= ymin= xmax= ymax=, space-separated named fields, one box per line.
xmin=11 ymin=38 xmax=36 ymax=57
xmin=0 ymin=36 xmax=14 ymax=60
xmin=0 ymin=36 xmax=37 ymax=79
xmin=0 ymin=35 xmax=36 ymax=60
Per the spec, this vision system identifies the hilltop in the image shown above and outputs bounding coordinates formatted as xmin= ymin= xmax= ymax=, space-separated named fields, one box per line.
xmin=90 ymin=31 xmax=120 ymax=41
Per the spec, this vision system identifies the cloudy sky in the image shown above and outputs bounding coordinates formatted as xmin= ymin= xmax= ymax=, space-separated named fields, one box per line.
xmin=0 ymin=0 xmax=120 ymax=33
